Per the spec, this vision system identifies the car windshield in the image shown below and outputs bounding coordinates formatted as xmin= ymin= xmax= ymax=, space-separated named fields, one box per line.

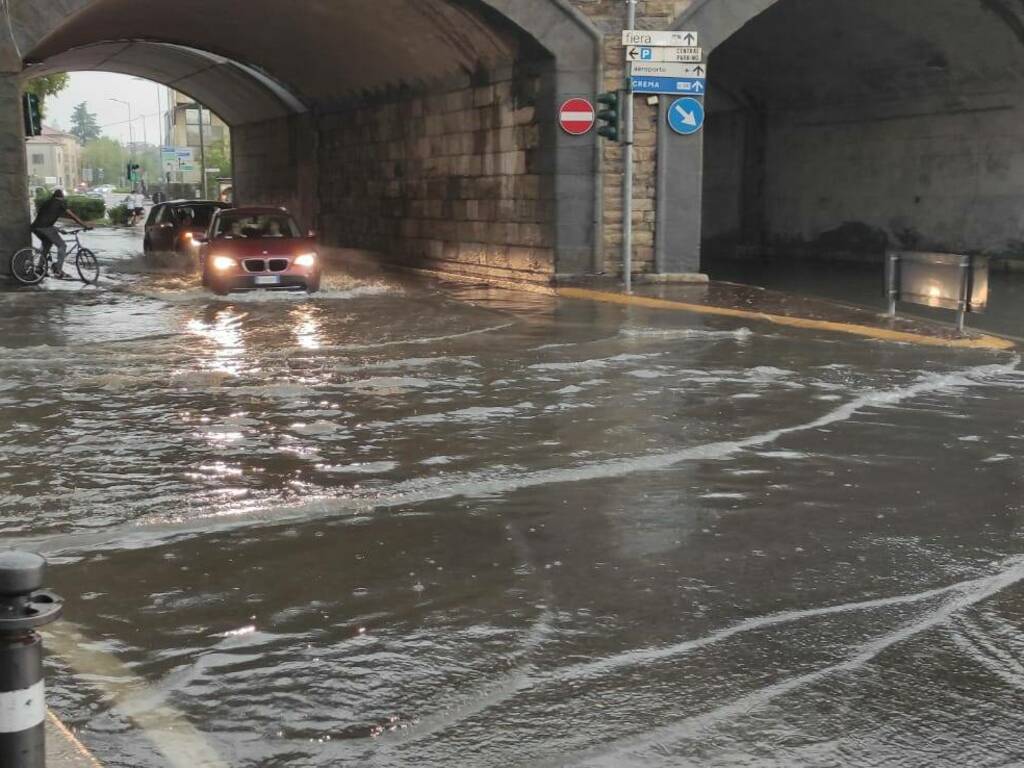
xmin=213 ymin=212 xmax=301 ymax=239
xmin=173 ymin=204 xmax=223 ymax=228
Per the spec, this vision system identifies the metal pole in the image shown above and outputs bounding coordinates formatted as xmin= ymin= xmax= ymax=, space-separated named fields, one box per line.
xmin=622 ymin=0 xmax=637 ymax=293
xmin=957 ymin=255 xmax=971 ymax=335
xmin=886 ymin=252 xmax=899 ymax=317
xmin=0 ymin=552 xmax=63 ymax=768
xmin=198 ymin=103 xmax=207 ymax=200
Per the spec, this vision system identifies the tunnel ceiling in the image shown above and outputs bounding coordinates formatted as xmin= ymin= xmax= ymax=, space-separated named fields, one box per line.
xmin=23 ymin=42 xmax=300 ymax=126
xmin=18 ymin=0 xmax=536 ymax=112
xmin=709 ymin=0 xmax=1024 ymax=110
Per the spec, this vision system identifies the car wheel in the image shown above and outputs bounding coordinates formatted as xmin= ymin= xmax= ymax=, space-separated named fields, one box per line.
xmin=306 ymin=274 xmax=321 ymax=294
xmin=143 ymin=236 xmax=151 ymax=256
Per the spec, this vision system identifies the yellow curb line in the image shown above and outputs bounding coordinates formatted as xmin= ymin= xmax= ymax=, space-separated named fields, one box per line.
xmin=48 ymin=709 xmax=103 ymax=767
xmin=557 ymin=287 xmax=1016 ymax=351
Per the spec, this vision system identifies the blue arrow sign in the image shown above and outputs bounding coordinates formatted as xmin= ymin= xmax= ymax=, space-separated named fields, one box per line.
xmin=667 ymin=97 xmax=705 ymax=136
xmin=631 ymin=76 xmax=706 ymax=96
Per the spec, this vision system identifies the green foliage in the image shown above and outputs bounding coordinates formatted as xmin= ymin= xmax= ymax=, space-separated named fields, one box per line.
xmin=68 ymin=196 xmax=106 ymax=221
xmin=108 ymin=204 xmax=132 ymax=226
xmin=204 ymin=142 xmax=233 ymax=179
xmin=70 ymin=103 xmax=101 ymax=144
xmin=34 ymin=190 xmax=105 ymax=222
xmin=24 ymin=74 xmax=70 ymax=120
xmin=83 ymin=138 xmax=127 ymax=186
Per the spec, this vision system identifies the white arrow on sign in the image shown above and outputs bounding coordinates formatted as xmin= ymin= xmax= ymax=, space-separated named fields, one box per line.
xmin=622 ymin=30 xmax=698 ymax=47
xmin=674 ymin=102 xmax=698 ymax=127
xmin=631 ymin=62 xmax=707 ymax=79
xmin=626 ymin=46 xmax=704 ymax=64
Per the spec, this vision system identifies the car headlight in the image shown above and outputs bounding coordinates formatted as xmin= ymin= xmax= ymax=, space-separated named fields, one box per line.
xmin=294 ymin=253 xmax=317 ymax=268
xmin=212 ymin=255 xmax=236 ymax=271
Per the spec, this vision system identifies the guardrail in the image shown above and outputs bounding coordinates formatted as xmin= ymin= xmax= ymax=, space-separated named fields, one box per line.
xmin=886 ymin=251 xmax=989 ymax=334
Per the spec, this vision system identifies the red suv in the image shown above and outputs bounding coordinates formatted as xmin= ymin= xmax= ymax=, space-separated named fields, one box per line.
xmin=199 ymin=207 xmax=321 ymax=295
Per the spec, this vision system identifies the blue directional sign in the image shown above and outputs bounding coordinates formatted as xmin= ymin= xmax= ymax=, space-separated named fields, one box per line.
xmin=631 ymin=76 xmax=706 ymax=96
xmin=667 ymin=97 xmax=705 ymax=136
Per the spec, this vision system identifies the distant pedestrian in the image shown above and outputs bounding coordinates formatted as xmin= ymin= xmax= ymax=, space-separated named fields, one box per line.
xmin=132 ymin=192 xmax=145 ymax=225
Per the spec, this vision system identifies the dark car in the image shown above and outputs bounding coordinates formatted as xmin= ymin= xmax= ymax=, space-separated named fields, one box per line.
xmin=198 ymin=207 xmax=321 ymax=295
xmin=144 ymin=200 xmax=231 ymax=256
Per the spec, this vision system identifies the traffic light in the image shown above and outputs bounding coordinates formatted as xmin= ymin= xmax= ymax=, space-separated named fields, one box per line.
xmin=126 ymin=162 xmax=141 ymax=183
xmin=596 ymin=91 xmax=620 ymax=143
xmin=22 ymin=93 xmax=41 ymax=137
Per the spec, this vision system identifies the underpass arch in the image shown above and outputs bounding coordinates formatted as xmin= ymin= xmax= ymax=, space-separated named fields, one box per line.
xmin=8 ymin=0 xmax=602 ymax=280
xmin=664 ymin=0 xmax=1024 ymax=278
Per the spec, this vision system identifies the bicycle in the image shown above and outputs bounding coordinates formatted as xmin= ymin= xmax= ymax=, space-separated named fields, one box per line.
xmin=10 ymin=228 xmax=100 ymax=286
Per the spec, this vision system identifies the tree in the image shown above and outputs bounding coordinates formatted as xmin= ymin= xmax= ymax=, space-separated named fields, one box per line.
xmin=70 ymin=102 xmax=101 ymax=144
xmin=82 ymin=137 xmax=127 ymax=187
xmin=24 ymin=74 xmax=70 ymax=120
xmin=204 ymin=141 xmax=233 ymax=180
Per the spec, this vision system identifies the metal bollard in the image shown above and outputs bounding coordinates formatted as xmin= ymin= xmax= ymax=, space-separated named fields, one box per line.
xmin=0 ymin=552 xmax=63 ymax=768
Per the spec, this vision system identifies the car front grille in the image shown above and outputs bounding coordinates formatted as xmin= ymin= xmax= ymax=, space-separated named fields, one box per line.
xmin=269 ymin=259 xmax=289 ymax=272
xmin=243 ymin=259 xmax=266 ymax=273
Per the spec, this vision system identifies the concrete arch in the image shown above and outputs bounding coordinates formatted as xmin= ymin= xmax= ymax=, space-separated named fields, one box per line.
xmin=659 ymin=0 xmax=1024 ymax=275
xmin=22 ymin=41 xmax=303 ymax=127
xmin=5 ymin=0 xmax=602 ymax=278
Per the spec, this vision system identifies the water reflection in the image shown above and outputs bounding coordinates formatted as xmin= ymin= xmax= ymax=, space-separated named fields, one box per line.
xmin=186 ymin=309 xmax=247 ymax=376
xmin=291 ymin=305 xmax=325 ymax=350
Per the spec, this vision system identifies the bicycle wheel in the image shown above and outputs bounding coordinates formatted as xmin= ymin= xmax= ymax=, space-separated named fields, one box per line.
xmin=9 ymin=248 xmax=46 ymax=286
xmin=76 ymin=248 xmax=100 ymax=285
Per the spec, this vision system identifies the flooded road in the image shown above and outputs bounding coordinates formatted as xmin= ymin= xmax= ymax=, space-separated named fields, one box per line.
xmin=3 ymin=229 xmax=1024 ymax=767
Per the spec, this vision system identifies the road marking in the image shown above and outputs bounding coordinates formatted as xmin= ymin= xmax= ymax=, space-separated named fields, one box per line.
xmin=44 ymin=622 xmax=228 ymax=768
xmin=47 ymin=710 xmax=104 ymax=767
xmin=556 ymin=287 xmax=1016 ymax=350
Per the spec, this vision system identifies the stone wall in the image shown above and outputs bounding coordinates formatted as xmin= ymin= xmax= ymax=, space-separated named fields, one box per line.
xmin=232 ymin=114 xmax=318 ymax=233
xmin=317 ymin=65 xmax=555 ymax=282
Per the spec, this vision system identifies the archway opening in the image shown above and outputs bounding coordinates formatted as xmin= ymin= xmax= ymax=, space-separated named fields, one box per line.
xmin=700 ymin=0 xmax=1024 ymax=302
xmin=12 ymin=0 xmax=599 ymax=282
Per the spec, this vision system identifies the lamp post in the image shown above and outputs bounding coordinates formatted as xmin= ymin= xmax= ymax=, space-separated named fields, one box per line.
xmin=110 ymin=98 xmax=134 ymax=188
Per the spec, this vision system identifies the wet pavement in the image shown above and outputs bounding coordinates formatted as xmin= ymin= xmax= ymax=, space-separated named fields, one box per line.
xmin=710 ymin=256 xmax=1024 ymax=342
xmin=3 ymin=228 xmax=1024 ymax=767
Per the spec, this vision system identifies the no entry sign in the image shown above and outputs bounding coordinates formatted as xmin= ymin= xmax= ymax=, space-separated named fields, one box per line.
xmin=559 ymin=98 xmax=595 ymax=136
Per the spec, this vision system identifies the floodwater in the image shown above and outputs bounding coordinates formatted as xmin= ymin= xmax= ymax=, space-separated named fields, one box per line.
xmin=3 ymin=229 xmax=1024 ymax=767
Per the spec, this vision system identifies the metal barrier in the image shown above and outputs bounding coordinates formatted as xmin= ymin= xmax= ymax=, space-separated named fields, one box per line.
xmin=0 ymin=552 xmax=63 ymax=768
xmin=886 ymin=251 xmax=989 ymax=333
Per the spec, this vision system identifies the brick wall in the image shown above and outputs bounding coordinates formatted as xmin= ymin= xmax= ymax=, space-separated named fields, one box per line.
xmin=571 ymin=0 xmax=695 ymax=275
xmin=317 ymin=65 xmax=555 ymax=283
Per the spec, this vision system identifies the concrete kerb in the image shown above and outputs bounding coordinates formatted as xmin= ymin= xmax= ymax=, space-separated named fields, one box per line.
xmin=555 ymin=286 xmax=1017 ymax=350
xmin=47 ymin=710 xmax=102 ymax=767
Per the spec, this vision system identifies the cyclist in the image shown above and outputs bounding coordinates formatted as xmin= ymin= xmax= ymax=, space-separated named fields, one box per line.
xmin=32 ymin=189 xmax=91 ymax=278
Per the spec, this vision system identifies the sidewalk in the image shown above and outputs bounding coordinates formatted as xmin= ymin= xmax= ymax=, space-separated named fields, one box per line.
xmin=556 ymin=279 xmax=1016 ymax=351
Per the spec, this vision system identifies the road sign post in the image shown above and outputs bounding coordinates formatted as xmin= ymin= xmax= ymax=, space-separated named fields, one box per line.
xmin=559 ymin=98 xmax=596 ymax=136
xmin=622 ymin=0 xmax=638 ymax=294
xmin=626 ymin=46 xmax=704 ymax=63
xmin=620 ymin=23 xmax=708 ymax=284
xmin=667 ymin=97 xmax=705 ymax=135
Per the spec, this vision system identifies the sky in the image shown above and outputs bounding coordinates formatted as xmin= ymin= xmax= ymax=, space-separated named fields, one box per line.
xmin=46 ymin=72 xmax=169 ymax=146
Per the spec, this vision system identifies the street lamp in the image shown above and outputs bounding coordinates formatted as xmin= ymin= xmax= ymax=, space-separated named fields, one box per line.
xmin=109 ymin=97 xmax=133 ymax=148
xmin=109 ymin=98 xmax=134 ymax=188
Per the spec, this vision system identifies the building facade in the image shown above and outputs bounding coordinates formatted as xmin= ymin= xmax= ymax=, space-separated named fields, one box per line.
xmin=25 ymin=126 xmax=82 ymax=191
xmin=163 ymin=89 xmax=229 ymax=186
